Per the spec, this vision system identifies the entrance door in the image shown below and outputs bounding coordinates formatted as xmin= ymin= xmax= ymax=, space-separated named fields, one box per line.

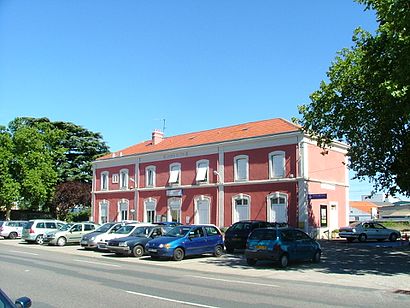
xmin=168 ymin=198 xmax=181 ymax=223
xmin=197 ymin=199 xmax=210 ymax=224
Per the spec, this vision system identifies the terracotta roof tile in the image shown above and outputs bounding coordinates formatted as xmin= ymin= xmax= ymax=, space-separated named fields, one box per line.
xmin=99 ymin=118 xmax=299 ymax=160
xmin=350 ymin=201 xmax=380 ymax=214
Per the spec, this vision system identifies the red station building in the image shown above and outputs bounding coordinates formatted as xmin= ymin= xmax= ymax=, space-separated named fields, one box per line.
xmin=91 ymin=118 xmax=349 ymax=237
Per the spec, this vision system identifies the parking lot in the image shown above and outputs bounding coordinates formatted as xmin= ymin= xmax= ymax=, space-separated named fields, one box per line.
xmin=1 ymin=238 xmax=409 ymax=293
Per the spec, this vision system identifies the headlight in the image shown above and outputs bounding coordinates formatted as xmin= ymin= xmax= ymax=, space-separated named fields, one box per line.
xmin=90 ymin=236 xmax=95 ymax=241
xmin=352 ymin=229 xmax=356 ymax=232
xmin=119 ymin=242 xmax=127 ymax=247
xmin=159 ymin=244 xmax=164 ymax=248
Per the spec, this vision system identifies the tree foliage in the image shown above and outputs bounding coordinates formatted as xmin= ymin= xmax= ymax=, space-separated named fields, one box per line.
xmin=0 ymin=117 xmax=109 ymax=214
xmin=295 ymin=0 xmax=410 ymax=196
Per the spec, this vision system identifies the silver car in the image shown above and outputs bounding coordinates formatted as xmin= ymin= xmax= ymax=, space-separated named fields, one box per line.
xmin=44 ymin=222 xmax=99 ymax=246
xmin=0 ymin=220 xmax=27 ymax=239
xmin=22 ymin=219 xmax=67 ymax=244
xmin=80 ymin=222 xmax=125 ymax=249
xmin=339 ymin=221 xmax=401 ymax=242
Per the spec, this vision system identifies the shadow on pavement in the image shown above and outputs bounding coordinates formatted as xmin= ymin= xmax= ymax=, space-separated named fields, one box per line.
xmin=199 ymin=239 xmax=410 ymax=276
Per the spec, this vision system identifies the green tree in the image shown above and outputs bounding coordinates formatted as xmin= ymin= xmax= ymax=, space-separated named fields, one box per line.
xmin=295 ymin=0 xmax=410 ymax=196
xmin=0 ymin=126 xmax=20 ymax=219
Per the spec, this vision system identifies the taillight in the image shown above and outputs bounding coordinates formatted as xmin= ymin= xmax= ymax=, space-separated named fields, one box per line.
xmin=274 ymin=244 xmax=281 ymax=251
xmin=29 ymin=229 xmax=35 ymax=234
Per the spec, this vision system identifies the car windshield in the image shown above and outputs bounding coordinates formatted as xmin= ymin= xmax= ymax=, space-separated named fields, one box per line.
xmin=95 ymin=223 xmax=115 ymax=233
xmin=165 ymin=226 xmax=192 ymax=237
xmin=58 ymin=224 xmax=73 ymax=231
xmin=131 ymin=227 xmax=151 ymax=237
xmin=114 ymin=225 xmax=135 ymax=234
xmin=348 ymin=222 xmax=362 ymax=227
xmin=249 ymin=229 xmax=277 ymax=240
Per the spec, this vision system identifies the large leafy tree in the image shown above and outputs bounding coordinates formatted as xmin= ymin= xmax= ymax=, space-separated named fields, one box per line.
xmin=295 ymin=0 xmax=410 ymax=196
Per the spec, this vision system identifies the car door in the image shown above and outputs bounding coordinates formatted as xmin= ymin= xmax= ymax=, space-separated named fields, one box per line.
xmin=185 ymin=227 xmax=207 ymax=255
xmin=204 ymin=226 xmax=222 ymax=252
xmin=293 ymin=230 xmax=314 ymax=260
xmin=373 ymin=223 xmax=389 ymax=240
xmin=362 ymin=223 xmax=377 ymax=239
xmin=280 ymin=230 xmax=297 ymax=257
xmin=69 ymin=224 xmax=83 ymax=243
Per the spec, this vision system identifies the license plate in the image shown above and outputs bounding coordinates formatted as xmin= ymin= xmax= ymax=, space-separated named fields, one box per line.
xmin=256 ymin=245 xmax=267 ymax=250
xmin=148 ymin=249 xmax=157 ymax=253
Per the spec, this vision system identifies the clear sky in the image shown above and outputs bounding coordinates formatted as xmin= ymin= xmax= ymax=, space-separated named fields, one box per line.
xmin=1 ymin=0 xmax=395 ymax=201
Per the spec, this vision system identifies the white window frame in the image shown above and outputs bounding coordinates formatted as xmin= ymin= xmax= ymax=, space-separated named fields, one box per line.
xmin=101 ymin=171 xmax=109 ymax=191
xmin=119 ymin=169 xmax=129 ymax=190
xmin=118 ymin=199 xmax=129 ymax=221
xmin=267 ymin=192 xmax=288 ymax=223
xmin=234 ymin=155 xmax=249 ymax=182
xmin=232 ymin=194 xmax=251 ymax=223
xmin=144 ymin=198 xmax=157 ymax=223
xmin=145 ymin=166 xmax=156 ymax=188
xmin=169 ymin=163 xmax=181 ymax=186
xmin=99 ymin=200 xmax=109 ymax=224
xmin=112 ymin=174 xmax=119 ymax=184
xmin=167 ymin=197 xmax=182 ymax=223
xmin=194 ymin=195 xmax=211 ymax=224
xmin=269 ymin=151 xmax=286 ymax=178
xmin=195 ymin=160 xmax=209 ymax=183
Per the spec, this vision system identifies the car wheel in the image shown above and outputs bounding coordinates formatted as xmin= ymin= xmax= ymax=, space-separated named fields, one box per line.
xmin=35 ymin=235 xmax=44 ymax=245
xmin=247 ymin=258 xmax=256 ymax=266
xmin=57 ymin=237 xmax=67 ymax=246
xmin=312 ymin=250 xmax=321 ymax=263
xmin=213 ymin=245 xmax=223 ymax=257
xmin=8 ymin=232 xmax=17 ymax=240
xmin=389 ymin=233 xmax=398 ymax=242
xmin=225 ymin=245 xmax=234 ymax=254
xmin=279 ymin=254 xmax=289 ymax=268
xmin=172 ymin=248 xmax=184 ymax=261
xmin=346 ymin=238 xmax=354 ymax=243
xmin=358 ymin=233 xmax=367 ymax=242
xmin=132 ymin=245 xmax=144 ymax=257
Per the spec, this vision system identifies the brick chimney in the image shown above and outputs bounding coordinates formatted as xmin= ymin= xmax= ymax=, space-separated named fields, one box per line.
xmin=152 ymin=129 xmax=164 ymax=145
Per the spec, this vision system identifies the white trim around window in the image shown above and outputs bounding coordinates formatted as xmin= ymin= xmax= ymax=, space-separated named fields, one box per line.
xmin=119 ymin=169 xmax=129 ymax=189
xmin=118 ymin=199 xmax=129 ymax=221
xmin=232 ymin=193 xmax=250 ymax=223
xmin=145 ymin=166 xmax=156 ymax=188
xmin=195 ymin=160 xmax=209 ymax=183
xmin=169 ymin=163 xmax=181 ymax=186
xmin=269 ymin=151 xmax=285 ymax=178
xmin=99 ymin=200 xmax=109 ymax=224
xmin=194 ymin=195 xmax=211 ymax=224
xmin=234 ymin=155 xmax=248 ymax=182
xmin=144 ymin=197 xmax=157 ymax=223
xmin=267 ymin=192 xmax=288 ymax=223
xmin=101 ymin=171 xmax=109 ymax=191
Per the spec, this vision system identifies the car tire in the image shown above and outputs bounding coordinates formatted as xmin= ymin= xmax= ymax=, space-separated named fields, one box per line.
xmin=172 ymin=248 xmax=184 ymax=261
xmin=57 ymin=237 xmax=67 ymax=246
xmin=213 ymin=245 xmax=223 ymax=257
xmin=312 ymin=250 xmax=321 ymax=263
xmin=346 ymin=238 xmax=354 ymax=243
xmin=389 ymin=233 xmax=398 ymax=242
xmin=358 ymin=233 xmax=367 ymax=242
xmin=225 ymin=245 xmax=234 ymax=254
xmin=35 ymin=235 xmax=44 ymax=245
xmin=132 ymin=245 xmax=144 ymax=257
xmin=279 ymin=254 xmax=289 ymax=268
xmin=247 ymin=258 xmax=256 ymax=266
xmin=8 ymin=232 xmax=17 ymax=240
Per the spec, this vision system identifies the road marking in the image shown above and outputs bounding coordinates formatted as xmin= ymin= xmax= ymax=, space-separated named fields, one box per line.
xmin=73 ymin=259 xmax=121 ymax=268
xmin=186 ymin=275 xmax=279 ymax=288
xmin=125 ymin=290 xmax=220 ymax=308
xmin=10 ymin=250 xmax=39 ymax=256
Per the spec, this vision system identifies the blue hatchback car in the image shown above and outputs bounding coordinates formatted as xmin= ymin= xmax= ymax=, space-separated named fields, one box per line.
xmin=245 ymin=227 xmax=321 ymax=268
xmin=145 ymin=224 xmax=224 ymax=261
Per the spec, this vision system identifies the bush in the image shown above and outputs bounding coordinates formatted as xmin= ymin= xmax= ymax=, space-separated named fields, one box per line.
xmin=65 ymin=209 xmax=91 ymax=222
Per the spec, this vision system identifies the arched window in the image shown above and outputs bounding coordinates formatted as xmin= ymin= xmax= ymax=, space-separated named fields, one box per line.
xmin=99 ymin=200 xmax=109 ymax=224
xmin=232 ymin=194 xmax=250 ymax=223
xmin=119 ymin=169 xmax=129 ymax=189
xmin=267 ymin=192 xmax=288 ymax=223
xmin=194 ymin=195 xmax=211 ymax=224
xmin=145 ymin=166 xmax=156 ymax=187
xmin=118 ymin=199 xmax=129 ymax=221
xmin=101 ymin=171 xmax=109 ymax=191
xmin=144 ymin=198 xmax=157 ymax=223
xmin=234 ymin=155 xmax=248 ymax=182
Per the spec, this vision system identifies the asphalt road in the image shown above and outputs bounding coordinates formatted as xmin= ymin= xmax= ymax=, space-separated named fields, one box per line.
xmin=0 ymin=239 xmax=409 ymax=307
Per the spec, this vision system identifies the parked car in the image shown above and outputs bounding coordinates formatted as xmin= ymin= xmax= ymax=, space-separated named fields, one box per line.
xmin=0 ymin=220 xmax=27 ymax=239
xmin=43 ymin=222 xmax=99 ymax=246
xmin=107 ymin=225 xmax=168 ymax=257
xmin=21 ymin=219 xmax=66 ymax=245
xmin=0 ymin=289 xmax=32 ymax=308
xmin=154 ymin=222 xmax=182 ymax=227
xmin=145 ymin=224 xmax=224 ymax=261
xmin=339 ymin=221 xmax=401 ymax=242
xmin=96 ymin=223 xmax=151 ymax=250
xmin=80 ymin=222 xmax=125 ymax=249
xmin=224 ymin=220 xmax=285 ymax=253
xmin=245 ymin=227 xmax=322 ymax=268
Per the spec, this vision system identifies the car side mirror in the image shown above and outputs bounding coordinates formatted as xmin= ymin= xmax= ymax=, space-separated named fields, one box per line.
xmin=15 ymin=297 xmax=32 ymax=308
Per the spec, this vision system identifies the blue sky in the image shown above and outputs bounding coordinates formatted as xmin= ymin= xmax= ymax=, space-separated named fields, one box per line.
xmin=1 ymin=0 xmax=394 ymax=200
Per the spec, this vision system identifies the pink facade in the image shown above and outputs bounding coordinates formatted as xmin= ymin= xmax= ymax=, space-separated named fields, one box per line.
xmin=92 ymin=118 xmax=349 ymax=236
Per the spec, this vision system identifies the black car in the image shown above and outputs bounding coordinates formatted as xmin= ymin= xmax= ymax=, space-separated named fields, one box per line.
xmin=106 ymin=225 xmax=168 ymax=257
xmin=224 ymin=220 xmax=286 ymax=253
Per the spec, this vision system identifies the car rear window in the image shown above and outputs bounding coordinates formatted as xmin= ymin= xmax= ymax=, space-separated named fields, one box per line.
xmin=24 ymin=222 xmax=34 ymax=229
xmin=249 ymin=229 xmax=277 ymax=240
xmin=229 ymin=223 xmax=252 ymax=231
